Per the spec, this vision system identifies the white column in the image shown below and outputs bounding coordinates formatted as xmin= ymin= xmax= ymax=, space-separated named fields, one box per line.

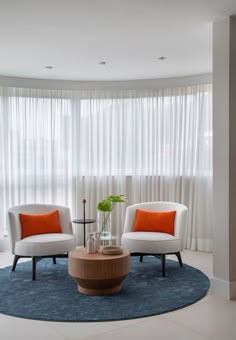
xmin=212 ymin=16 xmax=236 ymax=299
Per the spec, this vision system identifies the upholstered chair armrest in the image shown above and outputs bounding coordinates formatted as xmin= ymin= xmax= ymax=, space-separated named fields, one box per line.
xmin=123 ymin=205 xmax=137 ymax=233
xmin=174 ymin=206 xmax=188 ymax=250
xmin=8 ymin=211 xmax=22 ymax=254
xmin=57 ymin=207 xmax=73 ymax=235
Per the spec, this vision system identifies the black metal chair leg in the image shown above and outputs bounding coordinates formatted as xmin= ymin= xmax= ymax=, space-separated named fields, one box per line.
xmin=176 ymin=252 xmax=183 ymax=267
xmin=139 ymin=255 xmax=143 ymax=262
xmin=53 ymin=256 xmax=56 ymax=264
xmin=32 ymin=256 xmax=36 ymax=280
xmin=161 ymin=254 xmax=166 ymax=277
xmin=12 ymin=255 xmax=21 ymax=271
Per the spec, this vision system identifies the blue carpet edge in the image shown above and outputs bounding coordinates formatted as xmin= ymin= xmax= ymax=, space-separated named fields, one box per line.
xmin=0 ymin=260 xmax=210 ymax=323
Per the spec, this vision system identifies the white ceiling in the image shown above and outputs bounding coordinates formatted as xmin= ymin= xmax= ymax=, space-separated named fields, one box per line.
xmin=0 ymin=0 xmax=236 ymax=81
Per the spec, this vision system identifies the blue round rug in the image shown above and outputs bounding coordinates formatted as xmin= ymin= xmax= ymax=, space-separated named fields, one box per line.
xmin=0 ymin=256 xmax=209 ymax=322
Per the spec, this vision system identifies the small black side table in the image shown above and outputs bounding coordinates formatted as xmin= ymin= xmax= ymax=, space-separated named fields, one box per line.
xmin=72 ymin=219 xmax=96 ymax=247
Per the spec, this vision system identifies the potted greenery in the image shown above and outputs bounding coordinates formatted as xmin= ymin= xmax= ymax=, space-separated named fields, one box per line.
xmin=97 ymin=194 xmax=126 ymax=238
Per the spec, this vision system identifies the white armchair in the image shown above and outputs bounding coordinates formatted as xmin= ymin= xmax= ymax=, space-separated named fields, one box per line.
xmin=121 ymin=202 xmax=188 ymax=276
xmin=8 ymin=204 xmax=76 ymax=280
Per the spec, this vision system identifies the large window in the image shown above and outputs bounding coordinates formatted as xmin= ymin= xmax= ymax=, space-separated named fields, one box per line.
xmin=0 ymin=85 xmax=213 ymax=251
xmin=80 ymin=89 xmax=212 ymax=177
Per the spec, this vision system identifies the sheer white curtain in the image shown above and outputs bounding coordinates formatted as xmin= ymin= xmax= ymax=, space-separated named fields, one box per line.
xmin=0 ymin=84 xmax=212 ymax=251
xmin=0 ymin=87 xmax=81 ymax=245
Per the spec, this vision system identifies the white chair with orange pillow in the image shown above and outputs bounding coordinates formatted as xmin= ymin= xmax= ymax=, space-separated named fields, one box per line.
xmin=121 ymin=202 xmax=188 ymax=276
xmin=8 ymin=204 xmax=76 ymax=280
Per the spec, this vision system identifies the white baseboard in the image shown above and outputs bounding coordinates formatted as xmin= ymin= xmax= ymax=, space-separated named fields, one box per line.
xmin=211 ymin=277 xmax=236 ymax=300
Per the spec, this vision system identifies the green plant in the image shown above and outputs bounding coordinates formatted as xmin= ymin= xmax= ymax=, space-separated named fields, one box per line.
xmin=97 ymin=194 xmax=126 ymax=235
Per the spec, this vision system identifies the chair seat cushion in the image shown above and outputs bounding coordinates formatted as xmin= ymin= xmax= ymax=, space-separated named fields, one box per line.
xmin=121 ymin=232 xmax=181 ymax=254
xmin=14 ymin=233 xmax=76 ymax=257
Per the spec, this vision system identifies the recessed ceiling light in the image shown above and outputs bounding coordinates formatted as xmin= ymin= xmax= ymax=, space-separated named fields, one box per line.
xmin=45 ymin=65 xmax=53 ymax=69
xmin=157 ymin=56 xmax=167 ymax=60
xmin=98 ymin=61 xmax=107 ymax=65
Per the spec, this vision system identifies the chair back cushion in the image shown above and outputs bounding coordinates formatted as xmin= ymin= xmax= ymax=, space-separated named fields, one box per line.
xmin=19 ymin=210 xmax=62 ymax=239
xmin=133 ymin=209 xmax=176 ymax=235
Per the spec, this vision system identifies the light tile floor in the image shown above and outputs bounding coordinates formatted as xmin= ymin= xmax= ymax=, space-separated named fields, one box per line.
xmin=1 ymin=249 xmax=236 ymax=340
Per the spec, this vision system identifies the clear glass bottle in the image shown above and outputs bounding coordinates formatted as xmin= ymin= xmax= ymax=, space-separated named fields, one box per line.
xmin=94 ymin=231 xmax=100 ymax=252
xmin=86 ymin=233 xmax=94 ymax=253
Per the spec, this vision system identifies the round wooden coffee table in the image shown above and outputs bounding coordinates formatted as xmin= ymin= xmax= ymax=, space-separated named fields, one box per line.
xmin=68 ymin=247 xmax=130 ymax=295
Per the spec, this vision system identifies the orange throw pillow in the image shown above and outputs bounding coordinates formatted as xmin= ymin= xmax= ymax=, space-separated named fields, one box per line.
xmin=19 ymin=210 xmax=62 ymax=239
xmin=133 ymin=209 xmax=176 ymax=235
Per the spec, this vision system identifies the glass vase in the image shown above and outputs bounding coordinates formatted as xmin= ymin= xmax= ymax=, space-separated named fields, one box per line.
xmin=98 ymin=211 xmax=111 ymax=239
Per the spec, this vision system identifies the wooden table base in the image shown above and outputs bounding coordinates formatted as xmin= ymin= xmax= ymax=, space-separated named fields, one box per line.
xmin=68 ymin=247 xmax=130 ymax=295
xmin=77 ymin=283 xmax=122 ymax=295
